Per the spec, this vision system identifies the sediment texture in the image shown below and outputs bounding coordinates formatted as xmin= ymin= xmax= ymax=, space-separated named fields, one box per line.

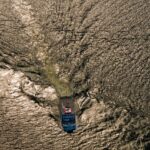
xmin=0 ymin=0 xmax=150 ymax=149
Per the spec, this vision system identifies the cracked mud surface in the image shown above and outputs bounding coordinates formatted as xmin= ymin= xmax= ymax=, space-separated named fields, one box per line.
xmin=0 ymin=0 xmax=150 ymax=149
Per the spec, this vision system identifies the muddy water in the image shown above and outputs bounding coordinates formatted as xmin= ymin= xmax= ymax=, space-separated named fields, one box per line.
xmin=0 ymin=0 xmax=149 ymax=149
